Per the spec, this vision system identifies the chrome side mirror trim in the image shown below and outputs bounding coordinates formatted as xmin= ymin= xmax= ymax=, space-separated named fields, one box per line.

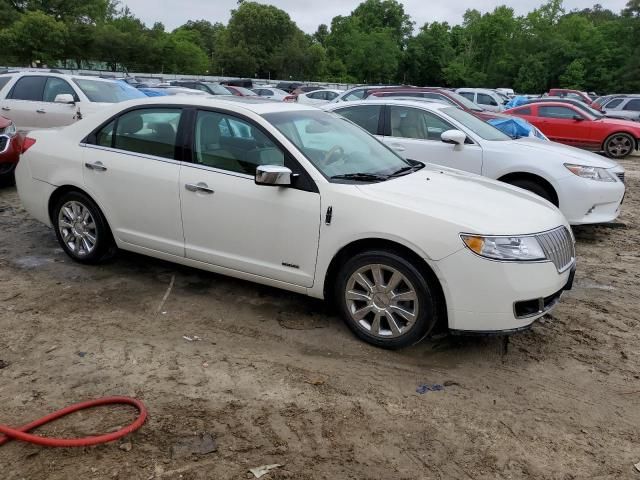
xmin=255 ymin=165 xmax=292 ymax=186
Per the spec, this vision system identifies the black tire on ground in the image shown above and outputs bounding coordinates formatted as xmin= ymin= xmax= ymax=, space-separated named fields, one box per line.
xmin=334 ymin=249 xmax=439 ymax=349
xmin=603 ymin=132 xmax=635 ymax=159
xmin=506 ymin=178 xmax=556 ymax=205
xmin=52 ymin=191 xmax=116 ymax=264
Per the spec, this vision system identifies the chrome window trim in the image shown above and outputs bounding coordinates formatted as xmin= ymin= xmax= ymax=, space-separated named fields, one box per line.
xmin=79 ymin=143 xmax=255 ymax=181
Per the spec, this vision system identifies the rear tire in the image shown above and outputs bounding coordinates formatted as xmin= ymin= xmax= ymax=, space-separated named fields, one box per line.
xmin=334 ymin=250 xmax=439 ymax=349
xmin=603 ymin=132 xmax=635 ymax=159
xmin=506 ymin=178 xmax=556 ymax=206
xmin=52 ymin=191 xmax=116 ymax=264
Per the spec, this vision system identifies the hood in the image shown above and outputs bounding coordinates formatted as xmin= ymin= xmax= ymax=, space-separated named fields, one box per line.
xmin=357 ymin=165 xmax=567 ymax=235
xmin=595 ymin=116 xmax=640 ymax=130
xmin=510 ymin=137 xmax=621 ymax=168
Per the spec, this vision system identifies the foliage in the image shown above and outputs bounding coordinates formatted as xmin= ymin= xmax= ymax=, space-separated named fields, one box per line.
xmin=0 ymin=0 xmax=639 ymax=93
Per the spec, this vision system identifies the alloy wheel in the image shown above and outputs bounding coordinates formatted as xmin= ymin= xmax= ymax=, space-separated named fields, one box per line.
xmin=607 ymin=135 xmax=633 ymax=158
xmin=57 ymin=201 xmax=98 ymax=257
xmin=344 ymin=263 xmax=419 ymax=338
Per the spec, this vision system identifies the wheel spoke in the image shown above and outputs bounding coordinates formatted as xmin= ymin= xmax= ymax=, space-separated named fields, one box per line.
xmin=81 ymin=237 xmax=91 ymax=253
xmin=355 ymin=273 xmax=374 ymax=293
xmin=391 ymin=290 xmax=417 ymax=303
xmin=371 ymin=265 xmax=384 ymax=287
xmin=385 ymin=311 xmax=402 ymax=336
xmin=371 ymin=313 xmax=382 ymax=334
xmin=59 ymin=220 xmax=73 ymax=229
xmin=62 ymin=206 xmax=75 ymax=221
xmin=346 ymin=290 xmax=371 ymax=302
xmin=353 ymin=305 xmax=373 ymax=320
xmin=386 ymin=271 xmax=403 ymax=293
xmin=389 ymin=304 xmax=416 ymax=323
xmin=84 ymin=232 xmax=97 ymax=245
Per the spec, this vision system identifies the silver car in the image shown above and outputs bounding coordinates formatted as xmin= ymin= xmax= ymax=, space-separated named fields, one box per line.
xmin=602 ymin=96 xmax=640 ymax=121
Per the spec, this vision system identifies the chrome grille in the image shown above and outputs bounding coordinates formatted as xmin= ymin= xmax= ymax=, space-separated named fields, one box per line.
xmin=616 ymin=172 xmax=625 ymax=183
xmin=536 ymin=227 xmax=575 ymax=273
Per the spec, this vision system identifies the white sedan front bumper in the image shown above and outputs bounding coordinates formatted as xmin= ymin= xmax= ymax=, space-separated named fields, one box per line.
xmin=433 ymin=247 xmax=574 ymax=333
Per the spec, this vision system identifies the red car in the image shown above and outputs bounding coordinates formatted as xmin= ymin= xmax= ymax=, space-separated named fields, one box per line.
xmin=367 ymin=88 xmax=504 ymax=121
xmin=505 ymin=101 xmax=640 ymax=158
xmin=0 ymin=116 xmax=23 ymax=180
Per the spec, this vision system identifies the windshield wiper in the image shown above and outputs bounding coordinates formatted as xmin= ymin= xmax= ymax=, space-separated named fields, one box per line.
xmin=389 ymin=161 xmax=425 ymax=177
xmin=330 ymin=173 xmax=389 ymax=182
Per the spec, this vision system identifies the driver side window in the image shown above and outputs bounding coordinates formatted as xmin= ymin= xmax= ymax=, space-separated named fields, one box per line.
xmin=538 ymin=106 xmax=580 ymax=119
xmin=389 ymin=106 xmax=455 ymax=141
xmin=193 ymin=110 xmax=284 ymax=175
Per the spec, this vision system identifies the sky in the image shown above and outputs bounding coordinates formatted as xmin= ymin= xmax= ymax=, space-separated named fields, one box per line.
xmin=122 ymin=0 xmax=630 ymax=33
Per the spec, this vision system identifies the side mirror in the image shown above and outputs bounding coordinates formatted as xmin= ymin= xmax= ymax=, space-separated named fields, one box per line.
xmin=255 ymin=165 xmax=292 ymax=186
xmin=573 ymin=115 xmax=584 ymax=122
xmin=441 ymin=129 xmax=467 ymax=146
xmin=54 ymin=93 xmax=75 ymax=105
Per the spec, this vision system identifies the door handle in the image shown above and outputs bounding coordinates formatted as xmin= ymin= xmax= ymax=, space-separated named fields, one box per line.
xmin=85 ymin=161 xmax=107 ymax=172
xmin=390 ymin=143 xmax=406 ymax=152
xmin=185 ymin=182 xmax=214 ymax=194
xmin=1 ymin=107 xmax=10 ymax=111
xmin=36 ymin=108 xmax=46 ymax=114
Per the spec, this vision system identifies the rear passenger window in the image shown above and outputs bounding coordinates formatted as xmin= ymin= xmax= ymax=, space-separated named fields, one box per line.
xmin=604 ymin=98 xmax=623 ymax=109
xmin=8 ymin=76 xmax=47 ymax=101
xmin=623 ymin=99 xmax=640 ymax=111
xmin=334 ymin=105 xmax=382 ymax=135
xmin=193 ymin=110 xmax=284 ymax=175
xmin=113 ymin=108 xmax=181 ymax=159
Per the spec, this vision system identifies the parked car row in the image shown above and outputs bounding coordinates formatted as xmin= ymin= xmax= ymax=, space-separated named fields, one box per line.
xmin=15 ymin=96 xmax=579 ymax=349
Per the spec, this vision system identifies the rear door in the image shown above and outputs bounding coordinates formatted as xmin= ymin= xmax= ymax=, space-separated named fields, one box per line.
xmin=0 ymin=76 xmax=47 ymax=130
xmin=382 ymin=105 xmax=483 ymax=174
xmin=82 ymin=107 xmax=185 ymax=255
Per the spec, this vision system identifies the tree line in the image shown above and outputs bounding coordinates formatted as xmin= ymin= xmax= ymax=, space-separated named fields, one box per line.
xmin=1 ymin=0 xmax=639 ymax=93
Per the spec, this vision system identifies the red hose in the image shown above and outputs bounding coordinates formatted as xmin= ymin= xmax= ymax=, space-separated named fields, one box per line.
xmin=0 ymin=396 xmax=147 ymax=448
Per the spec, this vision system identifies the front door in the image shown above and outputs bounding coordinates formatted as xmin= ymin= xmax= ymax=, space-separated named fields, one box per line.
xmin=0 ymin=75 xmax=48 ymax=131
xmin=536 ymin=105 xmax=592 ymax=147
xmin=180 ymin=109 xmax=321 ymax=287
xmin=382 ymin=105 xmax=483 ymax=174
xmin=82 ymin=107 xmax=185 ymax=256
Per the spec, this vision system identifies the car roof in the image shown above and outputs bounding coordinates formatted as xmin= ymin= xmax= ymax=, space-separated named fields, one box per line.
xmin=0 ymin=71 xmax=119 ymax=83
xmin=456 ymin=88 xmax=497 ymax=94
xmin=111 ymin=95 xmax=318 ymax=115
xmin=325 ymin=98 xmax=451 ymax=112
xmin=514 ymin=101 xmax=579 ymax=109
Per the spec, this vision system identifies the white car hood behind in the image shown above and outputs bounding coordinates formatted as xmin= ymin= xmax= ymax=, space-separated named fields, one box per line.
xmin=358 ymin=166 xmax=567 ymax=235
xmin=512 ymin=137 xmax=620 ymax=169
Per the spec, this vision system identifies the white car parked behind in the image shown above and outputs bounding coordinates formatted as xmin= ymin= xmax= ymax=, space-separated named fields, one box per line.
xmin=296 ymin=89 xmax=342 ymax=106
xmin=16 ymin=96 xmax=576 ymax=349
xmin=324 ymin=99 xmax=625 ymax=225
xmin=252 ymin=87 xmax=290 ymax=101
xmin=0 ymin=72 xmax=147 ymax=131
xmin=456 ymin=88 xmax=506 ymax=112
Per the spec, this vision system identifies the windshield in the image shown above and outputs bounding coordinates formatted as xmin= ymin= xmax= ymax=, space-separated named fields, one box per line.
xmin=203 ymin=83 xmax=233 ymax=95
xmin=73 ymin=79 xmax=146 ymax=103
xmin=263 ymin=110 xmax=410 ymax=181
xmin=581 ymin=104 xmax=603 ymax=119
xmin=447 ymin=91 xmax=484 ymax=111
xmin=234 ymin=87 xmax=257 ymax=96
xmin=443 ymin=107 xmax=511 ymax=141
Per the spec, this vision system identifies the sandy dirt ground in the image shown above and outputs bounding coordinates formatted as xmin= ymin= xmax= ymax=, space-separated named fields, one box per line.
xmin=0 ymin=157 xmax=639 ymax=480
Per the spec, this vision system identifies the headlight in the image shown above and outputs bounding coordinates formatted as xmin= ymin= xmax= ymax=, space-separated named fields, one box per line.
xmin=461 ymin=234 xmax=547 ymax=261
xmin=564 ymin=163 xmax=616 ymax=182
xmin=0 ymin=121 xmax=16 ymax=137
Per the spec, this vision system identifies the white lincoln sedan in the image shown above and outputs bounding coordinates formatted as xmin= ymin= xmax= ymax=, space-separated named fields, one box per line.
xmin=324 ymin=100 xmax=626 ymax=225
xmin=16 ymin=97 xmax=576 ymax=349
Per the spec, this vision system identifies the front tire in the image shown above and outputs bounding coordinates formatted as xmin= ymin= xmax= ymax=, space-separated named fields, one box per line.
xmin=335 ymin=250 xmax=439 ymax=349
xmin=52 ymin=191 xmax=116 ymax=264
xmin=505 ymin=178 xmax=556 ymax=206
xmin=603 ymin=133 xmax=635 ymax=159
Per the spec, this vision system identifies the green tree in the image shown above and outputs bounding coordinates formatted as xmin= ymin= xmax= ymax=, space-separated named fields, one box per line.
xmin=4 ymin=10 xmax=68 ymax=65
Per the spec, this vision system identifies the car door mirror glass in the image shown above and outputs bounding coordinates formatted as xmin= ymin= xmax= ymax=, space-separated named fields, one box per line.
xmin=54 ymin=93 xmax=75 ymax=104
xmin=441 ymin=129 xmax=467 ymax=145
xmin=255 ymin=165 xmax=292 ymax=186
